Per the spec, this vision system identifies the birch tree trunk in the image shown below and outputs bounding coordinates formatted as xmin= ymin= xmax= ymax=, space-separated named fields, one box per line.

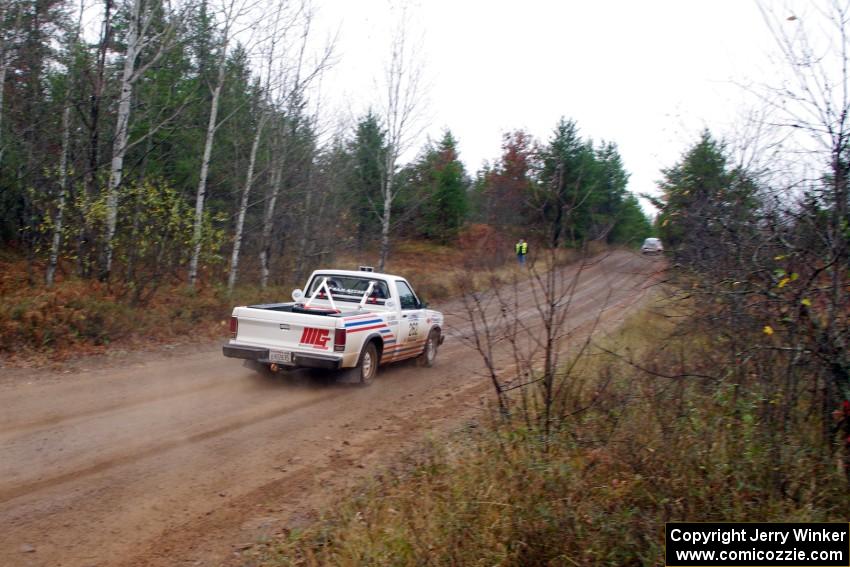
xmin=226 ymin=0 xmax=285 ymax=292
xmin=378 ymin=171 xmax=393 ymax=271
xmin=102 ymin=0 xmax=183 ymax=280
xmin=45 ymin=2 xmax=83 ymax=287
xmin=376 ymin=9 xmax=424 ymax=271
xmin=102 ymin=0 xmax=144 ymax=280
xmin=227 ymin=113 xmax=268 ymax=292
xmin=259 ymin=156 xmax=283 ymax=288
xmin=46 ymin=104 xmax=72 ymax=287
xmin=188 ymin=42 xmax=228 ymax=288
xmin=256 ymin=21 xmax=286 ymax=289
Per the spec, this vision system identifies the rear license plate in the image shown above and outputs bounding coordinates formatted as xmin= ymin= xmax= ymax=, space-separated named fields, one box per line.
xmin=269 ymin=350 xmax=292 ymax=363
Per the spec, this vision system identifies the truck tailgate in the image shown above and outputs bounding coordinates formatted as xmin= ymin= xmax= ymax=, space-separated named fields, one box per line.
xmin=233 ymin=307 xmax=338 ymax=353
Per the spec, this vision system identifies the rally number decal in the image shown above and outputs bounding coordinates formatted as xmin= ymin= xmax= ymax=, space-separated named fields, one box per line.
xmin=408 ymin=319 xmax=419 ymax=339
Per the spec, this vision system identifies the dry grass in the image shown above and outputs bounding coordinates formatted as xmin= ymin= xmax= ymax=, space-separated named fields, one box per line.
xmin=260 ymin=302 xmax=849 ymax=566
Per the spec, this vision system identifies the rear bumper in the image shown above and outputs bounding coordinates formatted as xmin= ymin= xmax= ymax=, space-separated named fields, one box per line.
xmin=223 ymin=344 xmax=267 ymax=360
xmin=222 ymin=344 xmax=342 ymax=370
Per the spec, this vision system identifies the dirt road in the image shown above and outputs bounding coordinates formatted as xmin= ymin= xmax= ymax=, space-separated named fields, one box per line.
xmin=0 ymin=251 xmax=663 ymax=567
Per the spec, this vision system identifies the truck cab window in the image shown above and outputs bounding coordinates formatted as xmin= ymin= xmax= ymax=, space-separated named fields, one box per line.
xmin=307 ymin=275 xmax=389 ymax=302
xmin=396 ymin=281 xmax=419 ymax=310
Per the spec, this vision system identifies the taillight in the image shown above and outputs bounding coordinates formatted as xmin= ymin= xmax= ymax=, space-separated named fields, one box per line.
xmin=334 ymin=328 xmax=346 ymax=352
xmin=230 ymin=316 xmax=238 ymax=338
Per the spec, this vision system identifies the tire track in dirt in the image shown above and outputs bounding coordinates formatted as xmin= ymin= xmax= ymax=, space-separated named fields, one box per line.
xmin=0 ymin=388 xmax=350 ymax=505
xmin=0 ymin=375 xmax=232 ymax=438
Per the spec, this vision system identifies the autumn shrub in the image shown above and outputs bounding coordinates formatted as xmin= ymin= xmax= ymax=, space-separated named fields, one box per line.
xmin=0 ymin=279 xmax=120 ymax=350
xmin=263 ymin=302 xmax=848 ymax=567
xmin=0 ymin=259 xmax=235 ymax=359
xmin=0 ymin=279 xmax=227 ymax=359
xmin=457 ymin=223 xmax=511 ymax=268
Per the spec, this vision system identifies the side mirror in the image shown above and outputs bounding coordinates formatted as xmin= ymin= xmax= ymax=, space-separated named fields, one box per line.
xmin=292 ymin=288 xmax=304 ymax=302
xmin=419 ymin=299 xmax=428 ymax=309
xmin=384 ymin=299 xmax=396 ymax=310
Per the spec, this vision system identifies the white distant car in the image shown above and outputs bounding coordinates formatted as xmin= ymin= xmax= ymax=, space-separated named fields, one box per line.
xmin=641 ymin=237 xmax=664 ymax=255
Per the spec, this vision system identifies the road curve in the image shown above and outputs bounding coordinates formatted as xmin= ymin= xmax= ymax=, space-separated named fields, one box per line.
xmin=0 ymin=251 xmax=664 ymax=567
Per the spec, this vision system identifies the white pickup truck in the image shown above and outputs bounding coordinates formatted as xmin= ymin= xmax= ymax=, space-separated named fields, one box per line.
xmin=223 ymin=268 xmax=445 ymax=384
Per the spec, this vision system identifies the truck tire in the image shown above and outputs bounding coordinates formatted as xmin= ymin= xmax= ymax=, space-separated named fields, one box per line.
xmin=417 ymin=329 xmax=440 ymax=367
xmin=358 ymin=341 xmax=378 ymax=386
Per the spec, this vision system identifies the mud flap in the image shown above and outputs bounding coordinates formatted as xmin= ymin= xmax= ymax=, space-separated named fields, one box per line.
xmin=335 ymin=366 xmax=364 ymax=384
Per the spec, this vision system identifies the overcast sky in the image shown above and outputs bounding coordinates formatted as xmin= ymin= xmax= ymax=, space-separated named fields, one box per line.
xmin=309 ymin=0 xmax=791 ymax=213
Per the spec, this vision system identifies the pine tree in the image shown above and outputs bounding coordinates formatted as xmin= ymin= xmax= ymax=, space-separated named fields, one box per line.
xmin=656 ymin=129 xmax=760 ymax=269
xmin=535 ymin=118 xmax=595 ymax=246
xmin=414 ymin=130 xmax=468 ymax=242
xmin=346 ymin=112 xmax=386 ymax=249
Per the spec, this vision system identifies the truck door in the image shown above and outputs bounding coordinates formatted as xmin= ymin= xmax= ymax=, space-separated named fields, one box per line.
xmin=393 ymin=280 xmax=425 ymax=360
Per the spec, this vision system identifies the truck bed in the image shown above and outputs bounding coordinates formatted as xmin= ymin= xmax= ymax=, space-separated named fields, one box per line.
xmin=246 ymin=302 xmax=371 ymax=317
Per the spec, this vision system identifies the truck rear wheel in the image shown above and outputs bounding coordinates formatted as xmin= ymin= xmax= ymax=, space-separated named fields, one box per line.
xmin=358 ymin=342 xmax=378 ymax=385
xmin=417 ymin=329 xmax=440 ymax=367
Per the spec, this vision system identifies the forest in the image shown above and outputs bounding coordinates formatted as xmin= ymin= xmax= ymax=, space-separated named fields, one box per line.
xmin=0 ymin=0 xmax=650 ymax=302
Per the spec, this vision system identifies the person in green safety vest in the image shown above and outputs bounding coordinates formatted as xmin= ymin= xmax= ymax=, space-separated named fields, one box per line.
xmin=515 ymin=238 xmax=528 ymax=265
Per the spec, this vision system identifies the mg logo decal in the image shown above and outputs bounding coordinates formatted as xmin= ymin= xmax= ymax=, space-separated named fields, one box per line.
xmin=300 ymin=327 xmax=330 ymax=348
